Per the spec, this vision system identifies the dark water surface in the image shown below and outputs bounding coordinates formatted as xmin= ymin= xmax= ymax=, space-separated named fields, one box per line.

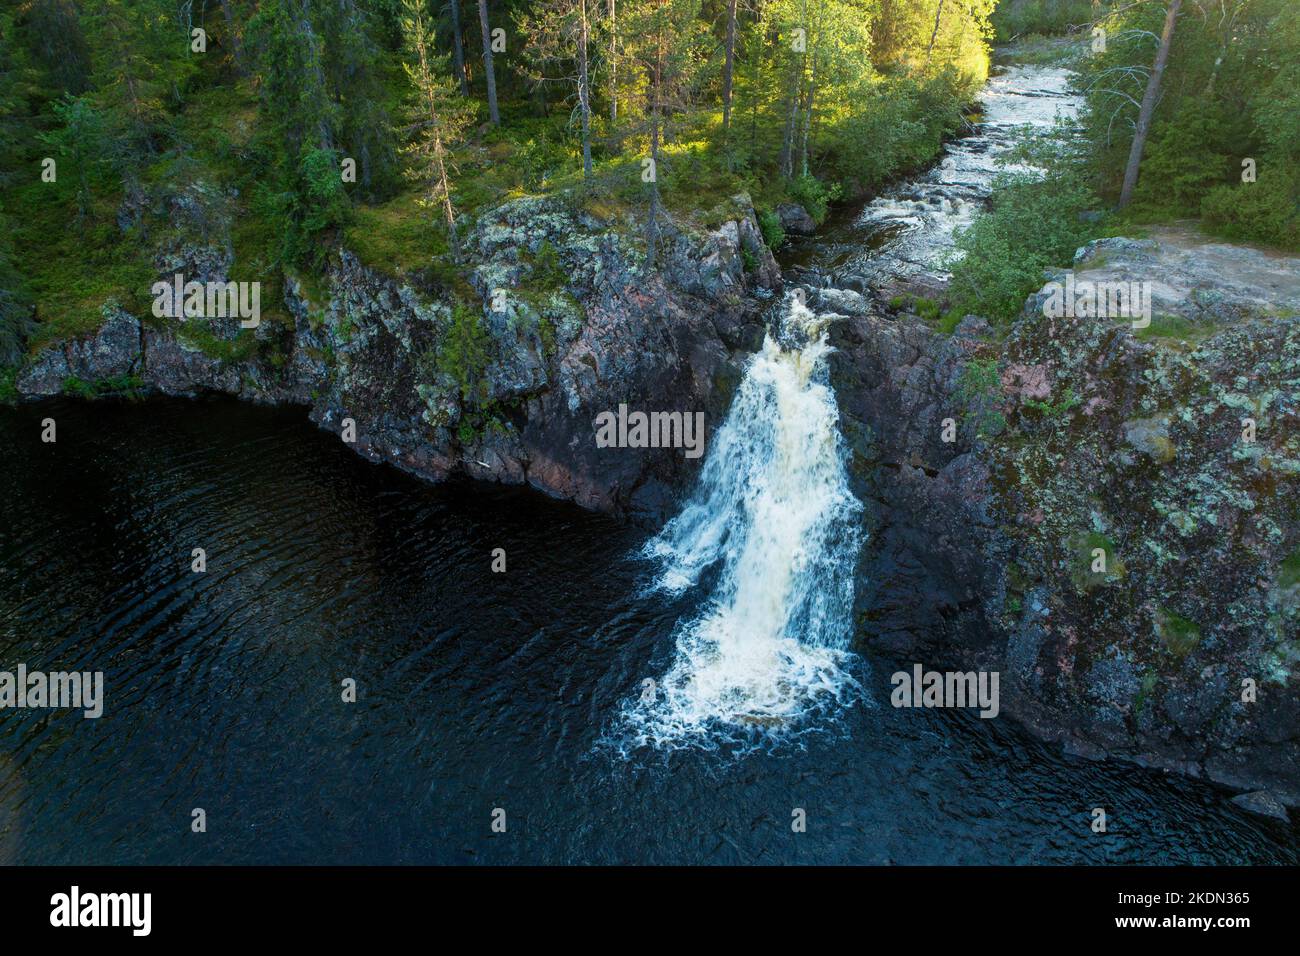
xmin=1 ymin=398 xmax=1295 ymax=864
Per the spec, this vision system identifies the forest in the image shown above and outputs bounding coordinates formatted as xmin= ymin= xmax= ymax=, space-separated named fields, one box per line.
xmin=0 ymin=0 xmax=1296 ymax=374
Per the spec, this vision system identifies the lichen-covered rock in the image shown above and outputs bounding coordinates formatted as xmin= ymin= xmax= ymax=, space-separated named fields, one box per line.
xmin=829 ymin=227 xmax=1300 ymax=805
xmin=15 ymin=192 xmax=780 ymax=523
xmin=16 ymin=306 xmax=142 ymax=395
xmin=1230 ymin=789 xmax=1290 ymax=822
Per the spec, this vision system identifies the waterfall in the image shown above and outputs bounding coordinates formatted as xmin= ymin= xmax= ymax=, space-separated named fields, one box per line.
xmin=619 ymin=295 xmax=866 ymax=750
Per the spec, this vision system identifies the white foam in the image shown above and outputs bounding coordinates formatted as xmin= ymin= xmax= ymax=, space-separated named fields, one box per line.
xmin=619 ymin=297 xmax=866 ymax=750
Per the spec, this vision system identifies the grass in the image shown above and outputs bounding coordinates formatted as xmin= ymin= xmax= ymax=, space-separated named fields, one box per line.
xmin=1132 ymin=314 xmax=1218 ymax=348
xmin=61 ymin=373 xmax=147 ymax=398
xmin=345 ymin=190 xmax=444 ymax=275
xmin=175 ymin=323 xmax=261 ymax=363
xmin=1155 ymin=607 xmax=1202 ymax=659
xmin=10 ymin=183 xmax=155 ymax=349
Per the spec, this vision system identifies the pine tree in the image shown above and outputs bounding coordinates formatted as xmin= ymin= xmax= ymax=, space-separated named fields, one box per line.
xmin=720 ymin=0 xmax=739 ymax=135
xmin=317 ymin=0 xmax=398 ymax=197
xmin=619 ymin=0 xmax=706 ymax=267
xmin=84 ymin=0 xmax=194 ymax=183
xmin=401 ymin=0 xmax=473 ymax=252
xmin=520 ymin=0 xmax=596 ymax=178
xmin=25 ymin=0 xmax=92 ymax=95
xmin=1119 ymin=0 xmax=1184 ymax=208
xmin=446 ymin=0 xmax=472 ymax=95
xmin=605 ymin=0 xmax=618 ymax=124
xmin=476 ymin=0 xmax=501 ymax=124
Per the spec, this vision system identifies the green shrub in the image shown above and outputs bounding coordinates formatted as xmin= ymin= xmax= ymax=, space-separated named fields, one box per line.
xmin=437 ymin=303 xmax=493 ymax=404
xmin=758 ymin=208 xmax=785 ymax=249
xmin=956 ymin=357 xmax=1007 ymax=438
xmin=0 ymin=366 xmax=17 ymax=403
xmin=946 ymin=148 xmax=1104 ymax=326
xmin=992 ymin=0 xmax=1100 ymax=41
xmin=62 ymin=373 xmax=145 ymax=398
xmin=1202 ymin=173 xmax=1300 ymax=251
xmin=787 ymin=174 xmax=841 ymax=225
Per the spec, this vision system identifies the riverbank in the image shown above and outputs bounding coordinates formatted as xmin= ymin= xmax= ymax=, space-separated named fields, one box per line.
xmin=767 ymin=47 xmax=1299 ymax=814
xmin=817 ymin=224 xmax=1300 ymax=816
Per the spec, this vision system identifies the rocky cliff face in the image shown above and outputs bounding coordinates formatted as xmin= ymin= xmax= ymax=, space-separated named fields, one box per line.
xmin=17 ymin=194 xmax=779 ymax=522
xmin=821 ymin=228 xmax=1300 ymax=812
xmin=16 ymin=191 xmax=1299 ymax=811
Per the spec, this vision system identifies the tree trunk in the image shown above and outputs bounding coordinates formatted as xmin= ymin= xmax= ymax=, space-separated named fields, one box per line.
xmin=1118 ymin=0 xmax=1182 ymax=208
xmin=647 ymin=56 xmax=662 ymax=268
xmin=779 ymin=90 xmax=797 ymax=179
xmin=477 ymin=0 xmax=500 ymax=125
xmin=449 ymin=0 xmax=470 ymax=96
xmin=799 ymin=50 xmax=818 ymax=178
xmin=218 ymin=0 xmax=245 ymax=73
xmin=925 ymin=0 xmax=945 ymax=66
xmin=578 ymin=0 xmax=593 ymax=178
xmin=412 ymin=5 xmax=458 ymax=257
xmin=721 ymin=0 xmax=738 ymax=133
xmin=608 ymin=0 xmax=617 ymax=124
xmin=749 ymin=28 xmax=761 ymax=152
xmin=779 ymin=43 xmax=804 ymax=179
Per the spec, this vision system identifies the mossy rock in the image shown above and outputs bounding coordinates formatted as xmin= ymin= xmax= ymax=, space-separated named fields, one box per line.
xmin=1069 ymin=531 xmax=1125 ymax=592
xmin=1155 ymin=608 xmax=1201 ymax=659
xmin=1279 ymin=547 xmax=1300 ymax=591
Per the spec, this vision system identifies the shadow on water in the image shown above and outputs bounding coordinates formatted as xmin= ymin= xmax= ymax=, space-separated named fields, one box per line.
xmin=0 ymin=398 xmax=1295 ymax=863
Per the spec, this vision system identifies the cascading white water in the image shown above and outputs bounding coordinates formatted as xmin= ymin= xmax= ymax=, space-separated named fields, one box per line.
xmin=619 ymin=296 xmax=866 ymax=749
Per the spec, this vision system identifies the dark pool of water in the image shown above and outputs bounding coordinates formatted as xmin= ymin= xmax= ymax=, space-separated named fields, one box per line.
xmin=0 ymin=398 xmax=1295 ymax=864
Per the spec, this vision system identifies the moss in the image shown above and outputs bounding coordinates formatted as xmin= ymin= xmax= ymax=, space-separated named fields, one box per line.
xmin=62 ymin=373 xmax=146 ymax=399
xmin=13 ymin=185 xmax=156 ymax=350
xmin=1155 ymin=608 xmax=1202 ymax=659
xmin=1279 ymin=547 xmax=1300 ymax=590
xmin=176 ymin=324 xmax=261 ymax=363
xmin=436 ymin=302 xmax=492 ymax=404
xmin=1133 ymin=314 xmax=1217 ymax=348
xmin=1069 ymin=531 xmax=1125 ymax=592
xmin=537 ymin=314 xmax=557 ymax=359
xmin=345 ymin=191 xmax=444 ymax=274
xmin=1133 ymin=669 xmax=1159 ymax=717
